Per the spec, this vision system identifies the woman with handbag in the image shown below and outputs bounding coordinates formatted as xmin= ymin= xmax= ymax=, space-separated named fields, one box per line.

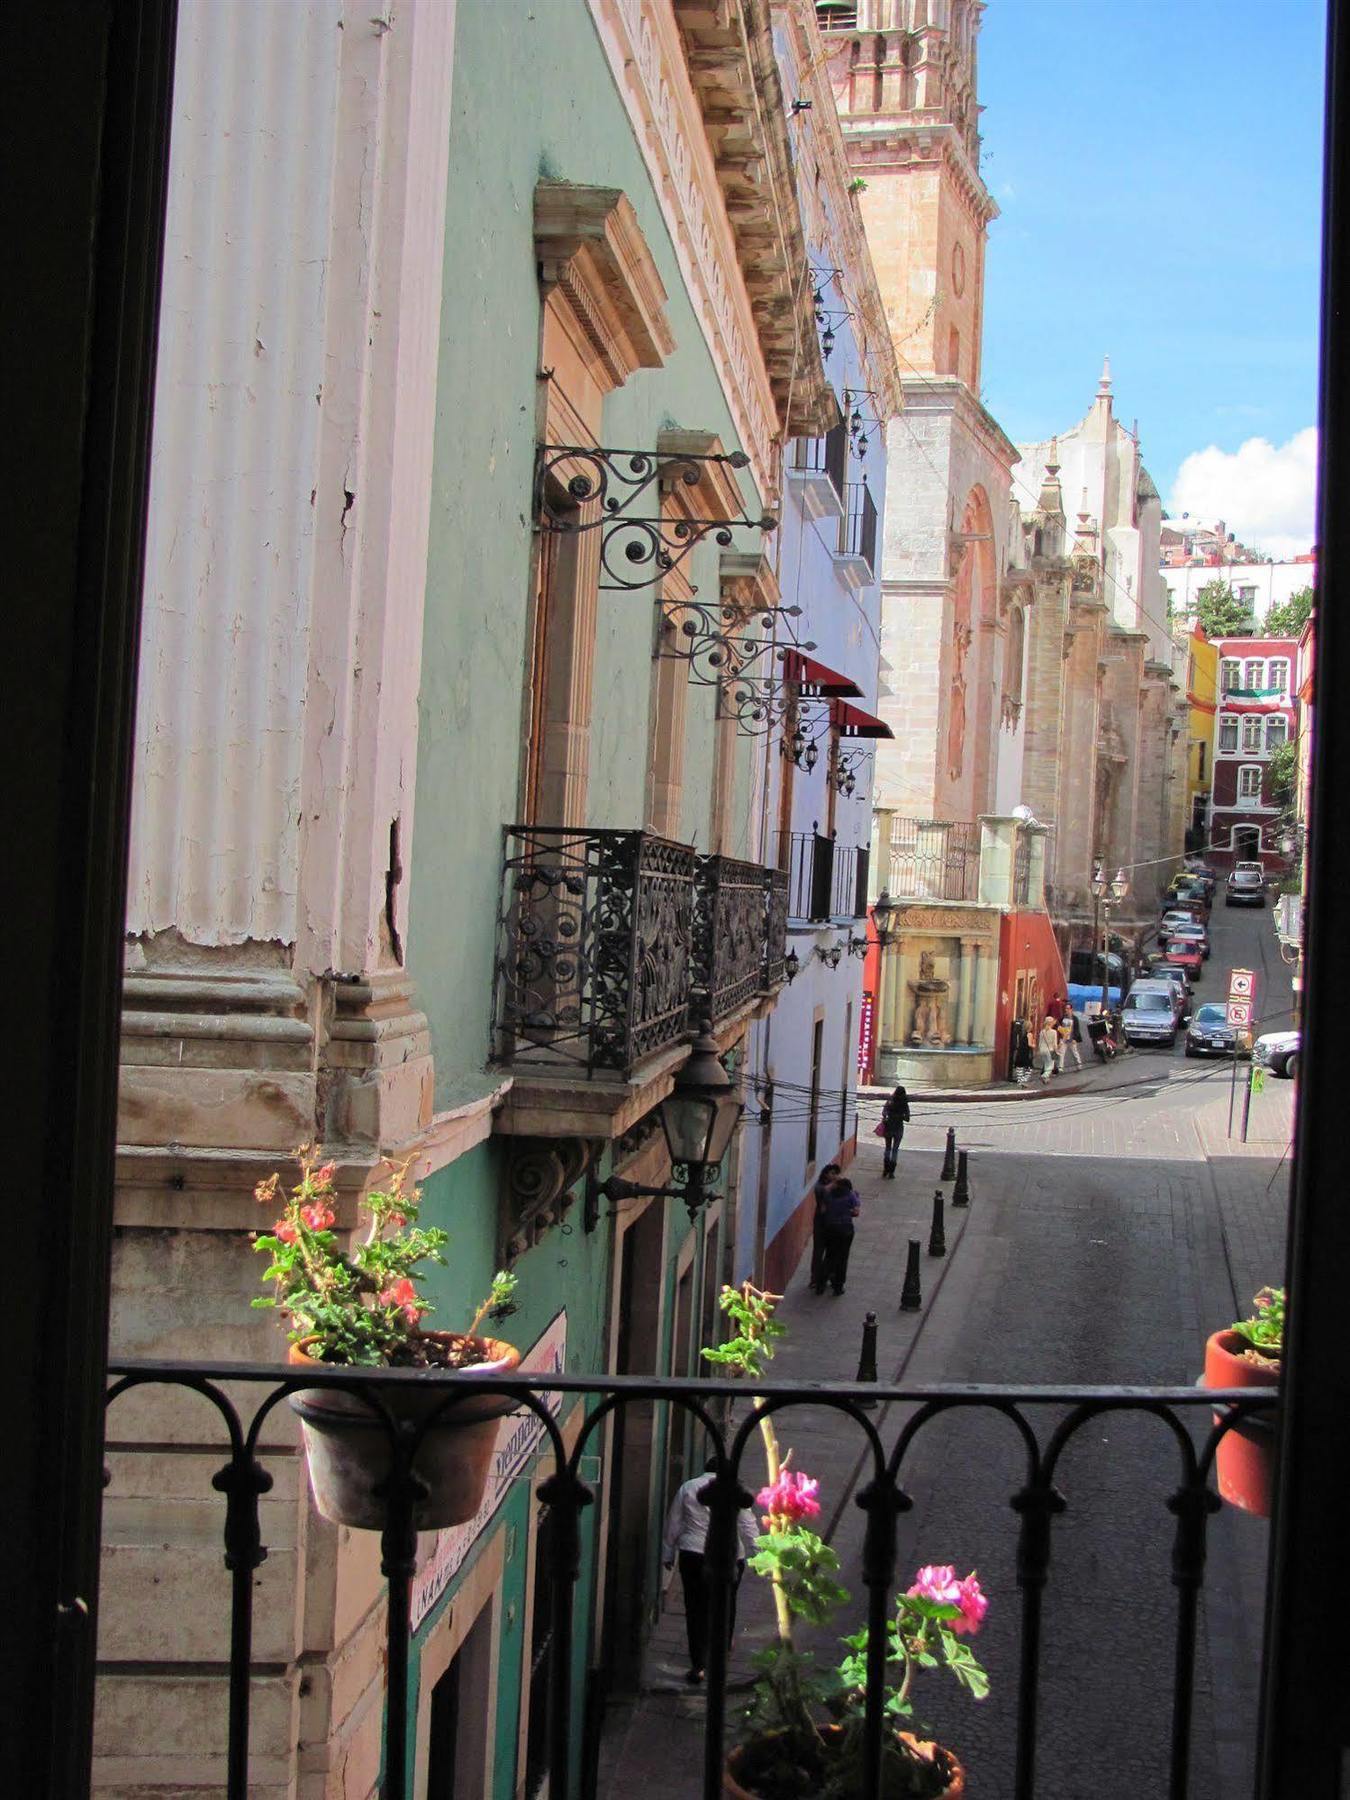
xmin=880 ymin=1084 xmax=910 ymax=1177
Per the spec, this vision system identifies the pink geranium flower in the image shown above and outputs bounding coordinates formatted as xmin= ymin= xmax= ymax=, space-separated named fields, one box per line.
xmin=954 ymin=1572 xmax=988 ymax=1635
xmin=756 ymin=1469 xmax=822 ymax=1524
xmin=907 ymin=1565 xmax=988 ymax=1635
xmin=379 ymin=1277 xmax=423 ymax=1325
xmin=274 ymin=1218 xmax=298 ymax=1245
xmin=301 ymin=1201 xmax=335 ymax=1232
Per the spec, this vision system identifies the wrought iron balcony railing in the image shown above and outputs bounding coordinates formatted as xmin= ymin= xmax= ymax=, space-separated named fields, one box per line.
xmin=839 ymin=481 xmax=878 ymax=578
xmin=101 ymin=1360 xmax=1277 ymax=1800
xmin=784 ymin=829 xmax=870 ymax=923
xmin=789 ymin=419 xmax=848 ymax=510
xmin=496 ymin=828 xmax=789 ymax=1078
xmin=694 ymin=854 xmax=789 ymax=1020
xmin=496 ymin=825 xmax=697 ymax=1077
xmin=888 ymin=817 xmax=982 ymax=903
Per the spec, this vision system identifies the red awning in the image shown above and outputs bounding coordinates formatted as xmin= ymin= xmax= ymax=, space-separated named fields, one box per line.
xmin=832 ymin=698 xmax=893 ymax=739
xmin=783 ymin=650 xmax=863 ymax=698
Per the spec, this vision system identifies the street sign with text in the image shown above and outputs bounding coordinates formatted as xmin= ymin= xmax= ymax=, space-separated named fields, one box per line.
xmin=1227 ymin=999 xmax=1253 ymax=1027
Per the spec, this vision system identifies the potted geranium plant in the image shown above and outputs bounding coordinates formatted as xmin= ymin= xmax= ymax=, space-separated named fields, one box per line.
xmin=252 ymin=1146 xmax=520 ymax=1530
xmin=705 ymin=1286 xmax=987 ymax=1797
xmin=1202 ymin=1285 xmax=1283 ymax=1517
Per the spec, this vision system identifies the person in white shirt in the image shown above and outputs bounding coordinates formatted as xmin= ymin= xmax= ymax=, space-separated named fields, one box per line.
xmin=661 ymin=1457 xmax=761 ymax=1683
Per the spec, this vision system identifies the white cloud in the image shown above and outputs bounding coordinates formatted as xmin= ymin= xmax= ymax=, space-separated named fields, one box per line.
xmin=1168 ymin=427 xmax=1318 ymax=560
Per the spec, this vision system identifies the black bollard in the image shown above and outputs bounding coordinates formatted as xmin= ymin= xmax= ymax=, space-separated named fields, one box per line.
xmin=928 ymin=1188 xmax=947 ymax=1257
xmin=952 ymin=1149 xmax=971 ymax=1207
xmin=855 ymin=1311 xmax=879 ymax=1407
xmin=900 ymin=1239 xmax=923 ymax=1311
xmin=941 ymin=1126 xmax=957 ymax=1180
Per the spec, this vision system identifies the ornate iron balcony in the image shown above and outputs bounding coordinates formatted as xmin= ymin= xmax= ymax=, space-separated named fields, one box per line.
xmin=101 ymin=1360 xmax=1276 ymax=1800
xmin=496 ymin=829 xmax=790 ymax=1079
xmin=496 ymin=825 xmax=697 ymax=1077
xmin=694 ymin=855 xmax=790 ymax=1019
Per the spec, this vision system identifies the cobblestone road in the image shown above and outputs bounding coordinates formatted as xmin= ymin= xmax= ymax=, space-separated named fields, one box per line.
xmin=598 ymin=901 xmax=1295 ymax=1799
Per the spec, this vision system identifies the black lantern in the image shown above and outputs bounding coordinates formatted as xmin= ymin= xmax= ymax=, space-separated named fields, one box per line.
xmin=783 ymin=947 xmax=801 ymax=984
xmin=871 ymin=888 xmax=898 ymax=951
xmin=584 ymin=1016 xmax=744 ymax=1225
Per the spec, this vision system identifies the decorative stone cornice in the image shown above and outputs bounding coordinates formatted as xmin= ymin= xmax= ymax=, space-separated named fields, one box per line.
xmin=535 ymin=181 xmax=676 ymax=387
xmin=672 ymin=0 xmax=834 ymax=437
xmin=719 ymin=548 xmax=782 ymax=617
xmin=656 ymin=428 xmax=751 ymax=522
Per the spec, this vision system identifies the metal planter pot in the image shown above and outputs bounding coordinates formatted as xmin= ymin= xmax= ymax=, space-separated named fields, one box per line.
xmin=288 ymin=1333 xmax=521 ymax=1530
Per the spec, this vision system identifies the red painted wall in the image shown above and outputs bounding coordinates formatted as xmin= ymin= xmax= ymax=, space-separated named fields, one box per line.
xmin=996 ymin=911 xmax=1070 ymax=1079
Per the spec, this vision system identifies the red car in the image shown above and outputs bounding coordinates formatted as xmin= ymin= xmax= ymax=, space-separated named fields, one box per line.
xmin=1163 ymin=942 xmax=1204 ymax=981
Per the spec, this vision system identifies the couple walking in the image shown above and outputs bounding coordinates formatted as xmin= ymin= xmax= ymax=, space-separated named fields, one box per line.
xmin=809 ymin=1163 xmax=861 ymax=1296
xmin=1034 ymin=1003 xmax=1083 ymax=1083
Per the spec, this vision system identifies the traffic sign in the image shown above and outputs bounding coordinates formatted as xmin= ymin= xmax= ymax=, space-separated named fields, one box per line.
xmin=1228 ymin=968 xmax=1255 ymax=1000
xmin=1227 ymin=1000 xmax=1253 ymax=1027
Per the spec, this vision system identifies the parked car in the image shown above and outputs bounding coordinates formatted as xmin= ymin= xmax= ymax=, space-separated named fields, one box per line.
xmin=1159 ymin=909 xmax=1207 ymax=950
xmin=1225 ymin=869 xmax=1266 ymax=908
xmin=1168 ymin=875 xmax=1212 ymax=914
xmin=1253 ymin=1029 xmax=1300 ymax=1078
xmin=1121 ymin=982 xmax=1181 ymax=1047
xmin=1168 ymin=923 xmax=1210 ymax=961
xmin=1235 ymin=860 xmax=1264 ymax=876
xmin=1148 ymin=960 xmax=1195 ymax=1002
xmin=1159 ymin=942 xmax=1203 ymax=983
xmin=1185 ymin=1003 xmax=1238 ymax=1058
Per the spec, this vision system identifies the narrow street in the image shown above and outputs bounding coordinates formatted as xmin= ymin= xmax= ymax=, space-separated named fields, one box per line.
xmin=602 ymin=900 xmax=1294 ymax=1798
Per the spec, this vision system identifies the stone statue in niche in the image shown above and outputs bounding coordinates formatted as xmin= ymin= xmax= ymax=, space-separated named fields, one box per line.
xmin=947 ymin=620 xmax=972 ymax=782
xmin=909 ymin=949 xmax=951 ymax=1047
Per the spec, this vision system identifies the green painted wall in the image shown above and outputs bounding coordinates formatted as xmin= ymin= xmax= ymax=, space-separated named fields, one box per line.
xmin=410 ymin=0 xmax=763 ymax=1108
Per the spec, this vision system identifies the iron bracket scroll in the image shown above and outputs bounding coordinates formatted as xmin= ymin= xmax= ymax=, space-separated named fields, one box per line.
xmin=534 ymin=444 xmax=777 ymax=592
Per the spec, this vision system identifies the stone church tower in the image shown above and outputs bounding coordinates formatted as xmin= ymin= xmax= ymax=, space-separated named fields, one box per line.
xmin=830 ymin=0 xmax=993 ymax=392
xmin=819 ymin=0 xmax=1023 ymax=830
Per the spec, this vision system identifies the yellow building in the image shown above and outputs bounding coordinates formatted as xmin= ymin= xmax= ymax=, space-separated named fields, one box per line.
xmin=1181 ymin=621 xmax=1218 ymax=851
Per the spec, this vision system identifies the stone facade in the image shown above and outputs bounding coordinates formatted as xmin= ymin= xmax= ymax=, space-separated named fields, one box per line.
xmin=820 ymin=1 xmax=1186 ymax=1070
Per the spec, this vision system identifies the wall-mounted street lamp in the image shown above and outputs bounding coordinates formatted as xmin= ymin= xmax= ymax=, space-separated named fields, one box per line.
xmin=871 ymin=888 xmax=899 ymax=951
xmin=814 ymin=942 xmax=844 ymax=970
xmin=585 ymin=1018 xmax=744 ymax=1226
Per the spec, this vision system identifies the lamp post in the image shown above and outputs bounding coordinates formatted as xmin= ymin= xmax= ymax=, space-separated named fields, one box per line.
xmin=585 ymin=1015 xmax=745 ymax=1225
xmin=1090 ymin=860 xmax=1130 ymax=1018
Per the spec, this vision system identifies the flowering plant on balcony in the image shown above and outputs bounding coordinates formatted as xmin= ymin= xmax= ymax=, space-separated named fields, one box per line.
xmin=1230 ymin=1285 xmax=1284 ymax=1363
xmin=708 ymin=1284 xmax=988 ymax=1797
xmin=252 ymin=1146 xmax=517 ymax=1368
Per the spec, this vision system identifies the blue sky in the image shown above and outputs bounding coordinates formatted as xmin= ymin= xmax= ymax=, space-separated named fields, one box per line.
xmin=979 ymin=0 xmax=1326 ymax=552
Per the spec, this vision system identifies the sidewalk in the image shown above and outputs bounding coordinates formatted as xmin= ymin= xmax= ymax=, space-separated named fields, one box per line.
xmin=595 ymin=1138 xmax=970 ymax=1796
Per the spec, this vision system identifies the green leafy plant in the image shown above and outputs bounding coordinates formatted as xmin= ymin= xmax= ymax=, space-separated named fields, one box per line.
xmin=848 ymin=176 xmax=868 ymax=195
xmin=1231 ymin=1285 xmax=1285 ymax=1361
xmin=1263 ymin=585 xmax=1313 ymax=637
xmin=252 ymin=1146 xmax=518 ymax=1367
xmin=1193 ymin=578 xmax=1256 ymax=639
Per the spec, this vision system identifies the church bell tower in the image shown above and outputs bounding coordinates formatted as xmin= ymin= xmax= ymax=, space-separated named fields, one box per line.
xmin=818 ymin=0 xmax=997 ymax=389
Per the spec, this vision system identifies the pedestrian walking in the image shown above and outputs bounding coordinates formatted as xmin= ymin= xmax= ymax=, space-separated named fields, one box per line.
xmin=808 ymin=1162 xmax=841 ymax=1293
xmin=880 ymin=1084 xmax=910 ymax=1177
xmin=819 ymin=1174 xmax=861 ymax=1295
xmin=1036 ymin=1014 xmax=1060 ymax=1084
xmin=661 ymin=1457 xmax=760 ymax=1683
xmin=1012 ymin=1017 xmax=1034 ymax=1086
xmin=1059 ymin=1003 xmax=1084 ymax=1071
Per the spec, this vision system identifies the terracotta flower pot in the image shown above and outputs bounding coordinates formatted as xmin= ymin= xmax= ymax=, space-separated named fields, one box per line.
xmin=724 ymin=1725 xmax=965 ymax=1799
xmin=288 ymin=1333 xmax=521 ymax=1530
xmin=1203 ymin=1328 xmax=1279 ymax=1518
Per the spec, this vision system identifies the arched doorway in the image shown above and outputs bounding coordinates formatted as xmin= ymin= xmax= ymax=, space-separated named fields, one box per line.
xmin=1234 ymin=824 xmax=1261 ymax=863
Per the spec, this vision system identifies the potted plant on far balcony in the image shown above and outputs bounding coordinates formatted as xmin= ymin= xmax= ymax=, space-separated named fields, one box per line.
xmin=1202 ymin=1285 xmax=1283 ymax=1518
xmin=252 ymin=1147 xmax=520 ymax=1530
